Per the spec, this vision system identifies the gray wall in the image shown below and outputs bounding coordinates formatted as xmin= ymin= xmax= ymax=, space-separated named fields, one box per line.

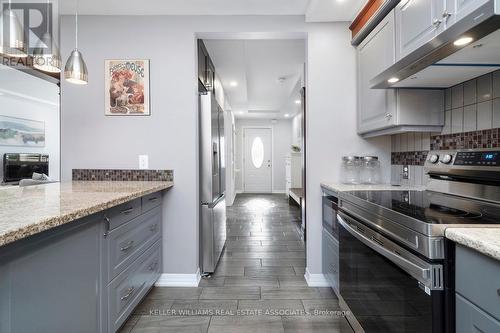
xmin=60 ymin=15 xmax=391 ymax=276
xmin=234 ymin=118 xmax=293 ymax=193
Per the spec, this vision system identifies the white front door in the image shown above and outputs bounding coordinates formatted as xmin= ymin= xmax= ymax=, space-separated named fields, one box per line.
xmin=244 ymin=128 xmax=272 ymax=193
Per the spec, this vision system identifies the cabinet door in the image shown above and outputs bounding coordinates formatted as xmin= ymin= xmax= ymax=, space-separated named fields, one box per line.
xmin=198 ymin=40 xmax=208 ymax=87
xmin=357 ymin=11 xmax=397 ymax=134
xmin=456 ymin=294 xmax=500 ymax=333
xmin=395 ymin=0 xmax=444 ymax=60
xmin=0 ymin=218 xmax=101 ymax=333
xmin=444 ymin=0 xmax=489 ymax=28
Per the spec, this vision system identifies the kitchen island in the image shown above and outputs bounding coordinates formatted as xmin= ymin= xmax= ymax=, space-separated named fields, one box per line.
xmin=0 ymin=180 xmax=173 ymax=333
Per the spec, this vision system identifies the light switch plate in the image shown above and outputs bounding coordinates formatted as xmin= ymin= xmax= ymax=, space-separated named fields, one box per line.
xmin=139 ymin=155 xmax=149 ymax=169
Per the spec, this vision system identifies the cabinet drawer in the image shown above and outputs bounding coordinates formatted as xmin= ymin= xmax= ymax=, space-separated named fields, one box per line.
xmin=106 ymin=206 xmax=162 ymax=282
xmin=108 ymin=240 xmax=161 ymax=333
xmin=142 ymin=192 xmax=162 ymax=213
xmin=105 ymin=198 xmax=142 ymax=230
xmin=456 ymin=245 xmax=500 ymax=320
xmin=456 ymin=294 xmax=500 ymax=333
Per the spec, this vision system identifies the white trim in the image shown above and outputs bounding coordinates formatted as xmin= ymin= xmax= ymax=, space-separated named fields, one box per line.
xmin=272 ymin=190 xmax=286 ymax=194
xmin=242 ymin=126 xmax=274 ymax=193
xmin=235 ymin=189 xmax=244 ymax=194
xmin=155 ymin=269 xmax=201 ymax=287
xmin=304 ymin=268 xmax=330 ymax=287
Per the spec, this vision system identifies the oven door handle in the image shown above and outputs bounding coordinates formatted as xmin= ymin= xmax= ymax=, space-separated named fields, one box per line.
xmin=338 ymin=213 xmax=437 ymax=288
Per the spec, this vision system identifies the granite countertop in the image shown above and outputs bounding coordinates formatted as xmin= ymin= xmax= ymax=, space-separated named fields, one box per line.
xmin=321 ymin=182 xmax=426 ymax=193
xmin=0 ymin=181 xmax=173 ymax=247
xmin=446 ymin=228 xmax=500 ymax=261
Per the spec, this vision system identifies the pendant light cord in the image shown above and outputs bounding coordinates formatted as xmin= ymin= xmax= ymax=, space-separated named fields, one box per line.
xmin=75 ymin=0 xmax=78 ymax=49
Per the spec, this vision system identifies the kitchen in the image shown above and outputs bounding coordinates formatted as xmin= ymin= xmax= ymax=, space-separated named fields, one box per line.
xmin=0 ymin=0 xmax=499 ymax=332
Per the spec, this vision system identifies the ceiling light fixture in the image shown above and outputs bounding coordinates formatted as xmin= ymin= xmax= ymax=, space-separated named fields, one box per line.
xmin=229 ymin=81 xmax=238 ymax=87
xmin=284 ymin=114 xmax=290 ymax=118
xmin=64 ymin=0 xmax=88 ymax=85
xmin=33 ymin=0 xmax=61 ymax=73
xmin=388 ymin=77 xmax=399 ymax=84
xmin=295 ymin=100 xmax=301 ymax=104
xmin=1 ymin=0 xmax=27 ymax=57
xmin=453 ymin=36 xmax=474 ymax=46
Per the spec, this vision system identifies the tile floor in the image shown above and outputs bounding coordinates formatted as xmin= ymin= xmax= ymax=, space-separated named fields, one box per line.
xmin=120 ymin=194 xmax=352 ymax=333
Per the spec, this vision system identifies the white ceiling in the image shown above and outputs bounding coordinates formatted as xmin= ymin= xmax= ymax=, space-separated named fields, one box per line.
xmin=204 ymin=39 xmax=305 ymax=119
xmin=59 ymin=0 xmax=365 ymax=21
xmin=306 ymin=0 xmax=367 ymax=22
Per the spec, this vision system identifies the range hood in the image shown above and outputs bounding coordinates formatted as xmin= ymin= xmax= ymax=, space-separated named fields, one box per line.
xmin=371 ymin=1 xmax=500 ymax=89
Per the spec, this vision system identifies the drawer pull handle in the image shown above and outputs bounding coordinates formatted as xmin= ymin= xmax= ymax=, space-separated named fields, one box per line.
xmin=121 ymin=207 xmax=134 ymax=215
xmin=497 ymin=289 xmax=500 ymax=296
xmin=120 ymin=286 xmax=135 ymax=301
xmin=120 ymin=240 xmax=135 ymax=251
xmin=103 ymin=215 xmax=111 ymax=238
xmin=148 ymin=197 xmax=159 ymax=202
xmin=149 ymin=224 xmax=158 ymax=232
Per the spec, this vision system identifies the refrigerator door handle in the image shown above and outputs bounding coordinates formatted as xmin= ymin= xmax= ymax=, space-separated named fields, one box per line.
xmin=201 ymin=193 xmax=225 ymax=208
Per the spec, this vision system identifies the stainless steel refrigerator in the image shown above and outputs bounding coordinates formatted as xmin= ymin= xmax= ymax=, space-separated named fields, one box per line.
xmin=199 ymin=91 xmax=226 ymax=275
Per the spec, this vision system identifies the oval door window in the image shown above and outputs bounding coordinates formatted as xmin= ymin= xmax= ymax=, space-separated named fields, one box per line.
xmin=251 ymin=137 xmax=264 ymax=168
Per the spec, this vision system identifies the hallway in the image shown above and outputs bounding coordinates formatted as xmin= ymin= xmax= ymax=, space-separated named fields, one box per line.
xmin=120 ymin=194 xmax=351 ymax=332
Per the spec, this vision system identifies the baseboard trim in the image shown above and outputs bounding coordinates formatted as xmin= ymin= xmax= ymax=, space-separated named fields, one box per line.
xmin=155 ymin=269 xmax=201 ymax=287
xmin=272 ymin=190 xmax=286 ymax=194
xmin=304 ymin=268 xmax=330 ymax=287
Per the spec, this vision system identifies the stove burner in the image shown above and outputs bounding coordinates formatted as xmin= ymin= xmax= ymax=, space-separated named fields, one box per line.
xmin=428 ymin=204 xmax=483 ymax=219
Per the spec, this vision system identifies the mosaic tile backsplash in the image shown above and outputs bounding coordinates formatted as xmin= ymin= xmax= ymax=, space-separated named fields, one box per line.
xmin=390 ymin=70 xmax=500 ymax=186
xmin=72 ymin=169 xmax=173 ymax=182
xmin=430 ymin=128 xmax=499 ymax=150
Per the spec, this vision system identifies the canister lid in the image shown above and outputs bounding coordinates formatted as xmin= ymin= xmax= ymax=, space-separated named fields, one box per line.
xmin=343 ymin=156 xmax=361 ymax=161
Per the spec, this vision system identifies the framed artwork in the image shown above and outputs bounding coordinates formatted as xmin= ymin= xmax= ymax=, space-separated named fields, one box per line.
xmin=104 ymin=59 xmax=150 ymax=116
xmin=0 ymin=115 xmax=45 ymax=147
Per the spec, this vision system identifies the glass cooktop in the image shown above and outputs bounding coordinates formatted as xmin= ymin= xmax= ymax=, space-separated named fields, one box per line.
xmin=346 ymin=190 xmax=500 ymax=225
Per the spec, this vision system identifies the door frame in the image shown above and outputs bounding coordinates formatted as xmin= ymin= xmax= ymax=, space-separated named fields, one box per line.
xmin=241 ymin=126 xmax=274 ymax=193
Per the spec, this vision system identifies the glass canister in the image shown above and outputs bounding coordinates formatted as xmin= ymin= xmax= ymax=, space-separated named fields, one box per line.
xmin=360 ymin=156 xmax=381 ymax=184
xmin=341 ymin=156 xmax=362 ymax=184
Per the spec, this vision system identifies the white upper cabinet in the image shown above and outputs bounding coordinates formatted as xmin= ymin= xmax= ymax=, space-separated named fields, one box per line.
xmin=357 ymin=9 xmax=445 ymax=137
xmin=357 ymin=11 xmax=398 ymax=133
xmin=395 ymin=0 xmax=445 ymax=60
xmin=444 ymin=0 xmax=490 ymax=27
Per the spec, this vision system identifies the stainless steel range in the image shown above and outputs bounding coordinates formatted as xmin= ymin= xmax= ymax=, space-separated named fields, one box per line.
xmin=333 ymin=148 xmax=500 ymax=333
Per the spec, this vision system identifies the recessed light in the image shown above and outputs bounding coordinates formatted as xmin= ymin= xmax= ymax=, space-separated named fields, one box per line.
xmin=236 ymin=111 xmax=244 ymax=115
xmin=454 ymin=37 xmax=473 ymax=46
xmin=284 ymin=114 xmax=290 ymax=118
xmin=229 ymin=81 xmax=238 ymax=87
xmin=388 ymin=77 xmax=399 ymax=84
xmin=295 ymin=100 xmax=301 ymax=104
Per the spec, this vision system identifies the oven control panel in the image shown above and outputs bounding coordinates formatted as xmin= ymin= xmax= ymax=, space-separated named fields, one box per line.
xmin=454 ymin=151 xmax=499 ymax=166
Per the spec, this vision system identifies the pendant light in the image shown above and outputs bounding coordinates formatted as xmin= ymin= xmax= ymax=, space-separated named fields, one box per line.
xmin=64 ymin=0 xmax=87 ymax=85
xmin=1 ymin=0 xmax=27 ymax=57
xmin=33 ymin=0 xmax=61 ymax=73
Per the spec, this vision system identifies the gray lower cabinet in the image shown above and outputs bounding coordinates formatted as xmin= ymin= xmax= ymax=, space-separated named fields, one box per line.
xmin=0 ymin=192 xmax=163 ymax=333
xmin=456 ymin=294 xmax=500 ymax=333
xmin=455 ymin=244 xmax=500 ymax=332
xmin=322 ymin=227 xmax=339 ymax=293
xmin=0 ymin=216 xmax=101 ymax=333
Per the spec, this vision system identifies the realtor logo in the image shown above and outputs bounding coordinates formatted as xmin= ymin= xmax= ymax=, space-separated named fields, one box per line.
xmin=1 ymin=1 xmax=57 ymax=55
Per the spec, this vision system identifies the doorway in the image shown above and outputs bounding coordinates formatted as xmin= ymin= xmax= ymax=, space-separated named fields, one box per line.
xmin=243 ymin=127 xmax=272 ymax=193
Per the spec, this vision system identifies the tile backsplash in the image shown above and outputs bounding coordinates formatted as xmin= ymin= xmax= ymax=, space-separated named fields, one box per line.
xmin=391 ymin=70 xmax=500 ymax=186
xmin=72 ymin=169 xmax=173 ymax=182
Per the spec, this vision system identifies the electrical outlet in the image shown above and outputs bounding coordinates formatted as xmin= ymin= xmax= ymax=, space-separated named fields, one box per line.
xmin=402 ymin=165 xmax=410 ymax=180
xmin=139 ymin=155 xmax=149 ymax=170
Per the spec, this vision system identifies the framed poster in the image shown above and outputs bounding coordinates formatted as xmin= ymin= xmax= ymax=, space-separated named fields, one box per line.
xmin=105 ymin=59 xmax=150 ymax=116
xmin=0 ymin=115 xmax=45 ymax=147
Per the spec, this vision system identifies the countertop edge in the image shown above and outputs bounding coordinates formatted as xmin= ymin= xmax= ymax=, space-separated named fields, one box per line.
xmin=445 ymin=228 xmax=500 ymax=261
xmin=0 ymin=182 xmax=173 ymax=248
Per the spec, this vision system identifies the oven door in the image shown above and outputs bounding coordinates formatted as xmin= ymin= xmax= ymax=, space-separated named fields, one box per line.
xmin=338 ymin=212 xmax=445 ymax=333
